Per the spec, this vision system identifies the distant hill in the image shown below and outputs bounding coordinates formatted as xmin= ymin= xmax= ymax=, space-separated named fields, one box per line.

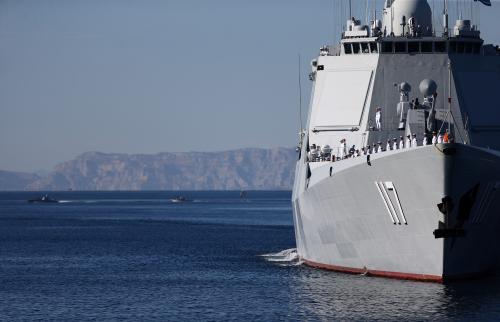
xmin=0 ymin=148 xmax=297 ymax=191
xmin=0 ymin=170 xmax=40 ymax=191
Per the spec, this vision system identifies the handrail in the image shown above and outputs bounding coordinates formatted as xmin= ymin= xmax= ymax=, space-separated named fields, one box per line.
xmin=312 ymin=127 xmax=359 ymax=133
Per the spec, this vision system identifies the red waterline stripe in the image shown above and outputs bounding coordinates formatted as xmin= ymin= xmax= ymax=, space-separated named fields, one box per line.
xmin=303 ymin=259 xmax=443 ymax=283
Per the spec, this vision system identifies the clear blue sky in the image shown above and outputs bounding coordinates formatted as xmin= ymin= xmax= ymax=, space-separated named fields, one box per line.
xmin=0 ymin=0 xmax=499 ymax=172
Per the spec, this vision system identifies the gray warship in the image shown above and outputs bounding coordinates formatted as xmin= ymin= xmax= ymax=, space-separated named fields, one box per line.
xmin=292 ymin=0 xmax=500 ymax=282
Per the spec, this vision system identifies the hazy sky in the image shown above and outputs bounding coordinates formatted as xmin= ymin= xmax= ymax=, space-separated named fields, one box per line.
xmin=0 ymin=0 xmax=499 ymax=172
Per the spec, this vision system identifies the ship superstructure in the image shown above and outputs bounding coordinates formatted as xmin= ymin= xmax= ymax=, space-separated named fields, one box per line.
xmin=292 ymin=0 xmax=500 ymax=282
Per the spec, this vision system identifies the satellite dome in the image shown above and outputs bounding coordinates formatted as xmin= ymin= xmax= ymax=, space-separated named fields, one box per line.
xmin=383 ymin=0 xmax=433 ymax=36
xmin=419 ymin=79 xmax=437 ymax=96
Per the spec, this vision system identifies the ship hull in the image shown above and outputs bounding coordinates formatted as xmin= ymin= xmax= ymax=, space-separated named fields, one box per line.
xmin=292 ymin=144 xmax=500 ymax=282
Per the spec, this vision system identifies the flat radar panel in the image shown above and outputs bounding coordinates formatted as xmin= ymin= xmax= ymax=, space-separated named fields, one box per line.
xmin=312 ymin=70 xmax=373 ymax=128
xmin=455 ymin=71 xmax=500 ymax=128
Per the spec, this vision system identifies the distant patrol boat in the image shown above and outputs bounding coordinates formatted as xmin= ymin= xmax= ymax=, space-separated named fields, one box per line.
xmin=28 ymin=194 xmax=59 ymax=203
xmin=171 ymin=196 xmax=192 ymax=203
xmin=292 ymin=0 xmax=500 ymax=282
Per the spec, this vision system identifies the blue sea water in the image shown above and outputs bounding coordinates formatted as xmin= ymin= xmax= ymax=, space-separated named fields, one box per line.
xmin=1 ymin=191 xmax=500 ymax=321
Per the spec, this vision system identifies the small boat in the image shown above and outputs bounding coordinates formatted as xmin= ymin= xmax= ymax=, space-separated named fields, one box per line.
xmin=28 ymin=194 xmax=59 ymax=203
xmin=170 ymin=196 xmax=192 ymax=203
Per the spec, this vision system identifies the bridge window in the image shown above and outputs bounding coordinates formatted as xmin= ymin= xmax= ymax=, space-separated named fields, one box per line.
xmin=421 ymin=42 xmax=432 ymax=53
xmin=448 ymin=41 xmax=481 ymax=54
xmin=435 ymin=41 xmax=446 ymax=52
xmin=408 ymin=42 xmax=419 ymax=53
xmin=395 ymin=42 xmax=406 ymax=53
xmin=369 ymin=42 xmax=378 ymax=53
xmin=344 ymin=43 xmax=352 ymax=54
xmin=361 ymin=42 xmax=369 ymax=53
xmin=382 ymin=42 xmax=393 ymax=53
xmin=352 ymin=42 xmax=360 ymax=54
xmin=449 ymin=41 xmax=457 ymax=53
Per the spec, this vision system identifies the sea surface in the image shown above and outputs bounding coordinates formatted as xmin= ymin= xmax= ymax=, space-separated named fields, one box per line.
xmin=1 ymin=191 xmax=500 ymax=321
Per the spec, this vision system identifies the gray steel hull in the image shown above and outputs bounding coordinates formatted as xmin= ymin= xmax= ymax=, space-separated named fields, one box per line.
xmin=292 ymin=144 xmax=500 ymax=282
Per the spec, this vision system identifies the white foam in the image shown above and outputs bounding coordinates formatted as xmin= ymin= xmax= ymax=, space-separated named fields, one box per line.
xmin=261 ymin=248 xmax=303 ymax=266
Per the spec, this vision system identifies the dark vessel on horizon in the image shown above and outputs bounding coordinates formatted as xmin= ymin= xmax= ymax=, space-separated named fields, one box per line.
xmin=171 ymin=196 xmax=192 ymax=203
xmin=28 ymin=194 xmax=59 ymax=203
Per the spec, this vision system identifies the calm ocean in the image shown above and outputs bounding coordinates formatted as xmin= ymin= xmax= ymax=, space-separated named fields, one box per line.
xmin=1 ymin=191 xmax=500 ymax=321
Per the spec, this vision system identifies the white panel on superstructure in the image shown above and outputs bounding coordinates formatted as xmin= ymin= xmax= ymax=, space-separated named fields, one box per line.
xmin=311 ymin=70 xmax=373 ymax=129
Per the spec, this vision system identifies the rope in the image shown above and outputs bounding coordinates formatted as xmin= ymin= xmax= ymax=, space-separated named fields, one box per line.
xmin=449 ymin=111 xmax=467 ymax=144
xmin=437 ymin=111 xmax=449 ymax=134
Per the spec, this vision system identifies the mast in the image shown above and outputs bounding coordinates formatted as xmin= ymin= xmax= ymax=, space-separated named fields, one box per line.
xmin=443 ymin=0 xmax=449 ymax=37
xmin=298 ymin=54 xmax=303 ymax=138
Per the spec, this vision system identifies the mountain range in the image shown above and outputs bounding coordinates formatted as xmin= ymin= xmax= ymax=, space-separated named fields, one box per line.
xmin=0 ymin=148 xmax=297 ymax=191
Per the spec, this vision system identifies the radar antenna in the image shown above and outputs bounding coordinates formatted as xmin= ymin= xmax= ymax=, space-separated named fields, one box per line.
xmin=349 ymin=0 xmax=352 ymax=21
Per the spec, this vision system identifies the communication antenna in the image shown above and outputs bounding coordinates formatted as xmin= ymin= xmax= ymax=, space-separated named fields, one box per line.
xmin=365 ymin=0 xmax=369 ymax=26
xmin=443 ymin=0 xmax=449 ymax=36
xmin=298 ymin=54 xmax=303 ymax=135
xmin=432 ymin=0 xmax=435 ymax=35
xmin=341 ymin=0 xmax=344 ymax=32
xmin=470 ymin=1 xmax=476 ymax=26
xmin=477 ymin=0 xmax=481 ymax=31
xmin=334 ymin=0 xmax=339 ymax=43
